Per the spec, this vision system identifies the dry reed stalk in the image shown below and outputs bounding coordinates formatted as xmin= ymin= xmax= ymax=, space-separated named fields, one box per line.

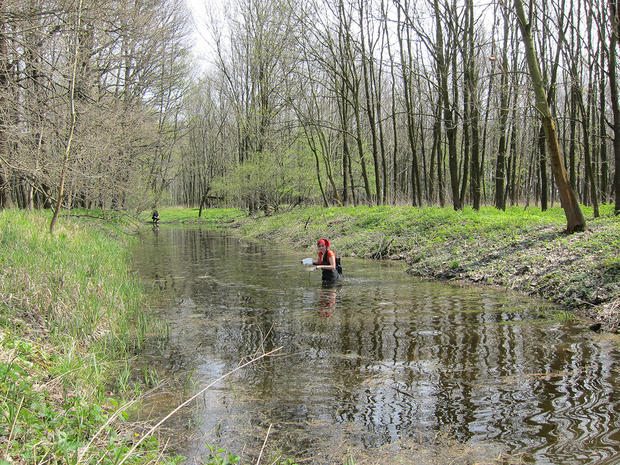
xmin=255 ymin=423 xmax=273 ymax=465
xmin=5 ymin=396 xmax=23 ymax=459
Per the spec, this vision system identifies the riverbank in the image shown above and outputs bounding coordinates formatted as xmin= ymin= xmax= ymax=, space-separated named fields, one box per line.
xmin=0 ymin=210 xmax=177 ymax=464
xmin=152 ymin=204 xmax=619 ymax=333
xmin=8 ymin=206 xmax=614 ymax=464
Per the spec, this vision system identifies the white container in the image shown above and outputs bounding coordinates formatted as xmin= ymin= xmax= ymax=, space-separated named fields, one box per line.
xmin=301 ymin=257 xmax=314 ymax=265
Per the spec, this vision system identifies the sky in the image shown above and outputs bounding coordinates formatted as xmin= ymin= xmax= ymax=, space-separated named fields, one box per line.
xmin=184 ymin=0 xmax=222 ymax=71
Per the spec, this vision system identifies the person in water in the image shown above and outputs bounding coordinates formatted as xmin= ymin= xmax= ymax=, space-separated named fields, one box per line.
xmin=312 ymin=238 xmax=340 ymax=282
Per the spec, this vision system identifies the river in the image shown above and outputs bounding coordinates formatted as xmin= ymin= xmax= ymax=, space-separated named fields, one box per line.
xmin=131 ymin=227 xmax=620 ymax=465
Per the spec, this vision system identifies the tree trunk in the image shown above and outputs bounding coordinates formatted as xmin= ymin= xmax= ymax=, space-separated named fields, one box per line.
xmin=318 ymin=126 xmax=342 ymax=205
xmin=537 ymin=125 xmax=548 ymax=210
xmin=593 ymin=1 xmax=607 ymax=202
xmin=609 ymin=1 xmax=620 ymax=215
xmin=433 ymin=99 xmax=445 ymax=207
xmin=576 ymin=90 xmax=599 ymax=217
xmin=373 ymin=25 xmax=389 ymax=205
xmin=398 ymin=4 xmax=421 ymax=206
xmin=0 ymin=0 xmax=12 ymax=208
xmin=359 ymin=0 xmax=381 ymax=204
xmin=599 ymin=44 xmax=608 ymax=203
xmin=468 ymin=17 xmax=481 ymax=211
xmin=494 ymin=6 xmax=511 ymax=211
xmin=514 ymin=0 xmax=585 ymax=232
xmin=51 ymin=0 xmax=84 ymax=234
xmin=434 ymin=0 xmax=460 ymax=210
xmin=384 ymin=4 xmax=399 ymax=203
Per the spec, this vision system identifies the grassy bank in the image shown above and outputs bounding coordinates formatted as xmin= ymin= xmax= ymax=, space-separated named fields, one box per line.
xmin=0 ymin=210 xmax=177 ymax=464
xmin=152 ymin=204 xmax=619 ymax=332
xmin=144 ymin=207 xmax=246 ymax=226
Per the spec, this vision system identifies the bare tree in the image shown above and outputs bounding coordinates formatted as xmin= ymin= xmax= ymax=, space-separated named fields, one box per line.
xmin=50 ymin=0 xmax=83 ymax=235
xmin=0 ymin=0 xmax=10 ymax=208
xmin=513 ymin=0 xmax=586 ymax=232
xmin=609 ymin=0 xmax=620 ymax=214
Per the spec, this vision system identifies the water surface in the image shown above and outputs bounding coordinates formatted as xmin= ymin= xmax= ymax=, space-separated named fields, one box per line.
xmin=133 ymin=228 xmax=620 ymax=465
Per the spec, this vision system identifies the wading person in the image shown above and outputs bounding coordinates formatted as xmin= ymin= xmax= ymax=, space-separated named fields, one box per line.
xmin=311 ymin=238 xmax=341 ymax=282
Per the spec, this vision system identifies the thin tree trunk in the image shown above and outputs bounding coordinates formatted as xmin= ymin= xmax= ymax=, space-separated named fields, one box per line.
xmin=0 ymin=0 xmax=12 ymax=208
xmin=495 ymin=5 xmax=511 ymax=211
xmin=373 ymin=25 xmax=388 ymax=205
xmin=609 ymin=1 xmax=620 ymax=214
xmin=467 ymin=0 xmax=481 ymax=211
xmin=536 ymin=125 xmax=548 ymax=210
xmin=318 ymin=126 xmax=342 ymax=205
xmin=398 ymin=4 xmax=421 ymax=206
xmin=384 ymin=1 xmax=399 ymax=204
xmin=577 ymin=89 xmax=599 ymax=217
xmin=359 ymin=0 xmax=381 ymax=204
xmin=514 ymin=0 xmax=585 ymax=232
xmin=592 ymin=0 xmax=607 ymax=202
xmin=599 ymin=41 xmax=608 ymax=203
xmin=434 ymin=0 xmax=460 ymax=210
xmin=460 ymin=4 xmax=471 ymax=207
xmin=51 ymin=0 xmax=84 ymax=234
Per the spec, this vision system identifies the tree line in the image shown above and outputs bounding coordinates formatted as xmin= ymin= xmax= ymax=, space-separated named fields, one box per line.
xmin=0 ymin=0 xmax=191 ymax=214
xmin=1 ymin=0 xmax=619 ymax=226
xmin=176 ymin=0 xmax=620 ymax=222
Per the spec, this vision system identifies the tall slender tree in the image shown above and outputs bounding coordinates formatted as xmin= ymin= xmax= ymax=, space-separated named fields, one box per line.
xmin=610 ymin=1 xmax=620 ymax=214
xmin=513 ymin=0 xmax=585 ymax=232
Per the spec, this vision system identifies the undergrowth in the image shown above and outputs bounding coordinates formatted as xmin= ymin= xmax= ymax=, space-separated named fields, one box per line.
xmin=0 ymin=209 xmax=178 ymax=464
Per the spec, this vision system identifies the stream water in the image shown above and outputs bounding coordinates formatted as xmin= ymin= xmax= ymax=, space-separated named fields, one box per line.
xmin=132 ymin=227 xmax=620 ymax=465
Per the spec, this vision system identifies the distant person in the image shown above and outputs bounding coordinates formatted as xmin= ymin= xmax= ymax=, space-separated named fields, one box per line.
xmin=152 ymin=209 xmax=159 ymax=225
xmin=306 ymin=238 xmax=342 ymax=282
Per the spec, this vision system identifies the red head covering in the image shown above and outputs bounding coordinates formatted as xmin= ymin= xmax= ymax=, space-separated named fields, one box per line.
xmin=317 ymin=238 xmax=330 ymax=248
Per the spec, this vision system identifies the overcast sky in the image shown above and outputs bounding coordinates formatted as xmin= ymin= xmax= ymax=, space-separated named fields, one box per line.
xmin=184 ymin=0 xmax=221 ymax=71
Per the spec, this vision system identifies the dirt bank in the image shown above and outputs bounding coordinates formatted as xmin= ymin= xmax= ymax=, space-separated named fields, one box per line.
xmin=400 ymin=217 xmax=619 ymax=333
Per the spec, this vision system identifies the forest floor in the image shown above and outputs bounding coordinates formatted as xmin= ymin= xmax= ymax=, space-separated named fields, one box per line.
xmin=157 ymin=204 xmax=620 ymax=333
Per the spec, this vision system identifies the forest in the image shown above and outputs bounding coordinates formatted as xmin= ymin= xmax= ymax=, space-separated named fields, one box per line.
xmin=1 ymin=0 xmax=619 ymax=222
xmin=2 ymin=2 xmax=620 ymax=462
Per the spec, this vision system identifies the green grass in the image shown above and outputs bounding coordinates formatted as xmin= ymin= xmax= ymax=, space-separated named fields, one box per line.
xmin=139 ymin=207 xmax=247 ymax=226
xmin=0 ymin=209 xmax=178 ymax=465
xmin=229 ymin=204 xmax=568 ymax=257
